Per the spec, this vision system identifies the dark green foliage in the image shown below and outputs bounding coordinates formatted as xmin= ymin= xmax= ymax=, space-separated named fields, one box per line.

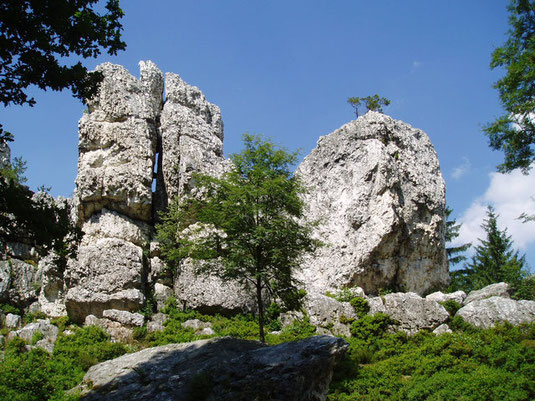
xmin=0 ymin=0 xmax=125 ymax=110
xmin=0 ymin=302 xmax=20 ymax=315
xmin=450 ymin=206 xmax=528 ymax=293
xmin=445 ymin=206 xmax=471 ymax=267
xmin=156 ymin=134 xmax=320 ymax=342
xmin=511 ymin=275 xmax=535 ymax=300
xmin=266 ymin=316 xmax=317 ymax=345
xmin=329 ymin=322 xmax=535 ymax=401
xmin=23 ymin=310 xmax=47 ymax=324
xmin=347 ymin=95 xmax=391 ymax=117
xmin=350 ymin=313 xmax=397 ymax=348
xmin=349 ymin=297 xmax=370 ymax=318
xmin=484 ymin=0 xmax=535 ymax=173
xmin=0 ymin=325 xmax=127 ymax=401
xmin=439 ymin=300 xmax=462 ymax=317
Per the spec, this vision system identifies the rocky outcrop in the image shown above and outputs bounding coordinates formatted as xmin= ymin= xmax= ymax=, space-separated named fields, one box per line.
xmin=0 ymin=259 xmax=41 ymax=309
xmin=457 ymin=296 xmax=535 ymax=329
xmin=463 ymin=282 xmax=510 ymax=305
xmin=368 ymin=292 xmax=450 ymax=335
xmin=76 ymin=336 xmax=348 ymax=401
xmin=296 ymin=112 xmax=448 ymax=295
xmin=426 ymin=290 xmax=466 ymax=305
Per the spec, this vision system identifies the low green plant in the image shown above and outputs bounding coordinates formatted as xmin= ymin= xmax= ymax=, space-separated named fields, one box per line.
xmin=349 ymin=297 xmax=370 ymax=318
xmin=31 ymin=331 xmax=45 ymax=345
xmin=0 ymin=302 xmax=21 ymax=315
xmin=439 ymin=299 xmax=462 ymax=317
xmin=23 ymin=311 xmax=47 ymax=324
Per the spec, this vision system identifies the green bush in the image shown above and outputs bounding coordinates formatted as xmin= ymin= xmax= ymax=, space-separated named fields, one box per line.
xmin=267 ymin=316 xmax=317 ymax=345
xmin=349 ymin=297 xmax=370 ymax=318
xmin=350 ymin=313 xmax=397 ymax=346
xmin=0 ymin=302 xmax=21 ymax=315
xmin=439 ymin=299 xmax=462 ymax=317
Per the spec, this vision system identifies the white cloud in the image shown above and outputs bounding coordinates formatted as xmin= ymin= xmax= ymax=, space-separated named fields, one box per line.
xmin=451 ymin=157 xmax=471 ymax=180
xmin=453 ymin=168 xmax=535 ymax=252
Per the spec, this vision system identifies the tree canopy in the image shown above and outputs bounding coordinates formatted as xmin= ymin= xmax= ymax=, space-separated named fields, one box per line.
xmin=484 ymin=0 xmax=535 ymax=173
xmin=156 ymin=134 xmax=320 ymax=342
xmin=347 ymin=95 xmax=391 ymax=117
xmin=0 ymin=0 xmax=126 ymax=142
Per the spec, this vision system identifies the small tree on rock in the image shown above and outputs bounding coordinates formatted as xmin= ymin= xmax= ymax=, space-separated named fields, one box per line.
xmin=156 ymin=134 xmax=320 ymax=342
xmin=347 ymin=95 xmax=391 ymax=117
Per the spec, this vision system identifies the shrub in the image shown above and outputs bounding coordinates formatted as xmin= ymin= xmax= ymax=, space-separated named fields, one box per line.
xmin=350 ymin=313 xmax=397 ymax=346
xmin=439 ymin=299 xmax=462 ymax=317
xmin=349 ymin=297 xmax=370 ymax=318
xmin=0 ymin=302 xmax=21 ymax=315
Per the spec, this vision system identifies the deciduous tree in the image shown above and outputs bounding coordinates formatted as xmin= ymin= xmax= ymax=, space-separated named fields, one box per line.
xmin=157 ymin=134 xmax=320 ymax=342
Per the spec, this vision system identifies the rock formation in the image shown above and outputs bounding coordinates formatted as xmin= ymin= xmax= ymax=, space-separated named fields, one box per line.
xmin=296 ymin=112 xmax=449 ymax=295
xmin=76 ymin=336 xmax=348 ymax=401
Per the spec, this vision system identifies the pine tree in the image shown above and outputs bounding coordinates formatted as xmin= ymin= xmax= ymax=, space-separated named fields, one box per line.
xmin=445 ymin=206 xmax=471 ymax=266
xmin=451 ymin=206 xmax=527 ymax=292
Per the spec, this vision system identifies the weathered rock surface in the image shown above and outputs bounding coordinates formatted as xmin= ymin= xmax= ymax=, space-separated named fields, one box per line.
xmin=297 ymin=112 xmax=448 ymax=295
xmin=426 ymin=290 xmax=466 ymax=305
xmin=463 ymin=282 xmax=510 ymax=305
xmin=304 ymin=293 xmax=358 ymax=337
xmin=369 ymin=292 xmax=450 ymax=335
xmin=456 ymin=296 xmax=535 ymax=329
xmin=8 ymin=318 xmax=59 ymax=352
xmin=85 ymin=315 xmax=134 ymax=342
xmin=433 ymin=323 xmax=452 ymax=335
xmin=0 ymin=259 xmax=41 ymax=308
xmin=74 ymin=61 xmax=162 ymax=223
xmin=5 ymin=313 xmax=21 ymax=329
xmin=77 ymin=336 xmax=348 ymax=401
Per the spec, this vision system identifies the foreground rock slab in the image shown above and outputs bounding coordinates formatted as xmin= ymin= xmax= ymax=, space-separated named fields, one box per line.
xmin=77 ymin=336 xmax=348 ymax=401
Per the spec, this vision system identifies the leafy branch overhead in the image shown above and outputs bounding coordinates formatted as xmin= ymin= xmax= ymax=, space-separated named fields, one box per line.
xmin=0 ymin=0 xmax=126 ymax=142
xmin=484 ymin=0 xmax=535 ymax=173
xmin=157 ymin=134 xmax=321 ymax=342
xmin=347 ymin=94 xmax=391 ymax=117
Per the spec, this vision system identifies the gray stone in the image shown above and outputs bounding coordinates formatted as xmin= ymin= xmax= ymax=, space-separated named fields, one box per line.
xmin=433 ymin=324 xmax=452 ymax=335
xmin=84 ymin=314 xmax=134 ymax=343
xmin=102 ymin=309 xmax=145 ymax=327
xmin=5 ymin=313 xmax=21 ymax=329
xmin=75 ymin=61 xmax=162 ymax=223
xmin=426 ymin=290 xmax=466 ymax=305
xmin=296 ymin=112 xmax=448 ymax=296
xmin=153 ymin=283 xmax=174 ymax=311
xmin=181 ymin=318 xmax=212 ymax=332
xmin=304 ymin=293 xmax=358 ymax=337
xmin=464 ymin=282 xmax=510 ymax=305
xmin=64 ymin=238 xmax=146 ymax=323
xmin=147 ymin=313 xmax=166 ymax=332
xmin=9 ymin=319 xmax=58 ymax=344
xmin=456 ymin=296 xmax=535 ymax=329
xmin=0 ymin=259 xmax=41 ymax=308
xmin=76 ymin=336 xmax=348 ymax=401
xmin=37 ymin=254 xmax=68 ymax=318
xmin=372 ymin=292 xmax=450 ymax=335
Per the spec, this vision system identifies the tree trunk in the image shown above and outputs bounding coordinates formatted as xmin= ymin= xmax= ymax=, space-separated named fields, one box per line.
xmin=256 ymin=277 xmax=265 ymax=343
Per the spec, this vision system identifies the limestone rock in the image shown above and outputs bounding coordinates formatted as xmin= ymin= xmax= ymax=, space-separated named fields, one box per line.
xmin=463 ymin=282 xmax=510 ymax=305
xmin=37 ymin=254 xmax=68 ymax=318
xmin=5 ymin=313 xmax=21 ymax=329
xmin=153 ymin=283 xmax=174 ymax=311
xmin=8 ymin=319 xmax=58 ymax=345
xmin=158 ymin=72 xmax=228 ymax=205
xmin=77 ymin=336 xmax=348 ymax=401
xmin=296 ymin=112 xmax=448 ymax=295
xmin=84 ymin=314 xmax=134 ymax=342
xmin=182 ymin=319 xmax=214 ymax=335
xmin=75 ymin=61 xmax=163 ymax=223
xmin=173 ymin=260 xmax=255 ymax=314
xmin=102 ymin=309 xmax=145 ymax=327
xmin=64 ymin=238 xmax=146 ymax=322
xmin=433 ymin=323 xmax=452 ymax=335
xmin=304 ymin=293 xmax=358 ymax=337
xmin=0 ymin=259 xmax=41 ymax=308
xmin=456 ymin=296 xmax=535 ymax=329
xmin=147 ymin=313 xmax=166 ymax=332
xmin=426 ymin=290 xmax=466 ymax=305
xmin=371 ymin=292 xmax=450 ymax=335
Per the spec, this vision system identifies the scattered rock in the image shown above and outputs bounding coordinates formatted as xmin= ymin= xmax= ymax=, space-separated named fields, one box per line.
xmin=5 ymin=313 xmax=21 ymax=329
xmin=456 ymin=296 xmax=535 ymax=329
xmin=463 ymin=282 xmax=510 ymax=305
xmin=153 ymin=283 xmax=174 ymax=311
xmin=147 ymin=313 xmax=166 ymax=332
xmin=296 ymin=112 xmax=448 ymax=295
xmin=304 ymin=293 xmax=358 ymax=337
xmin=426 ymin=290 xmax=466 ymax=305
xmin=433 ymin=324 xmax=452 ymax=335
xmin=8 ymin=319 xmax=59 ymax=351
xmin=76 ymin=336 xmax=348 ymax=401
xmin=371 ymin=292 xmax=449 ymax=335
xmin=102 ymin=309 xmax=145 ymax=327
xmin=84 ymin=315 xmax=133 ymax=342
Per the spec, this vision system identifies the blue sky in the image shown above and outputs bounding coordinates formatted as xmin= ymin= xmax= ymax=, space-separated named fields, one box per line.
xmin=3 ymin=1 xmax=535 ymax=270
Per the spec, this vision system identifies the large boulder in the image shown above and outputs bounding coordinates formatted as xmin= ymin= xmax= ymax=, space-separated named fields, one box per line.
xmin=456 ymin=296 xmax=535 ymax=329
xmin=369 ymin=292 xmax=450 ymax=335
xmin=76 ymin=336 xmax=348 ymax=401
xmin=463 ymin=282 xmax=510 ymax=305
xmin=0 ymin=259 xmax=41 ymax=308
xmin=296 ymin=112 xmax=448 ymax=295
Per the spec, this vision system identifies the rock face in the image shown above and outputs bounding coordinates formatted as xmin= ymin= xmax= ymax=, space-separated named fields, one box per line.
xmin=457 ymin=296 xmax=535 ymax=329
xmin=77 ymin=336 xmax=348 ymax=401
xmin=297 ymin=112 xmax=448 ymax=295
xmin=0 ymin=259 xmax=41 ymax=308
xmin=64 ymin=62 xmax=232 ymax=322
xmin=463 ymin=282 xmax=510 ymax=305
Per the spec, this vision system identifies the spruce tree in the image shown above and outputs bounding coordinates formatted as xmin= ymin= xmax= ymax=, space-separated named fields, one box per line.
xmin=445 ymin=206 xmax=471 ymax=267
xmin=452 ymin=206 xmax=527 ymax=292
